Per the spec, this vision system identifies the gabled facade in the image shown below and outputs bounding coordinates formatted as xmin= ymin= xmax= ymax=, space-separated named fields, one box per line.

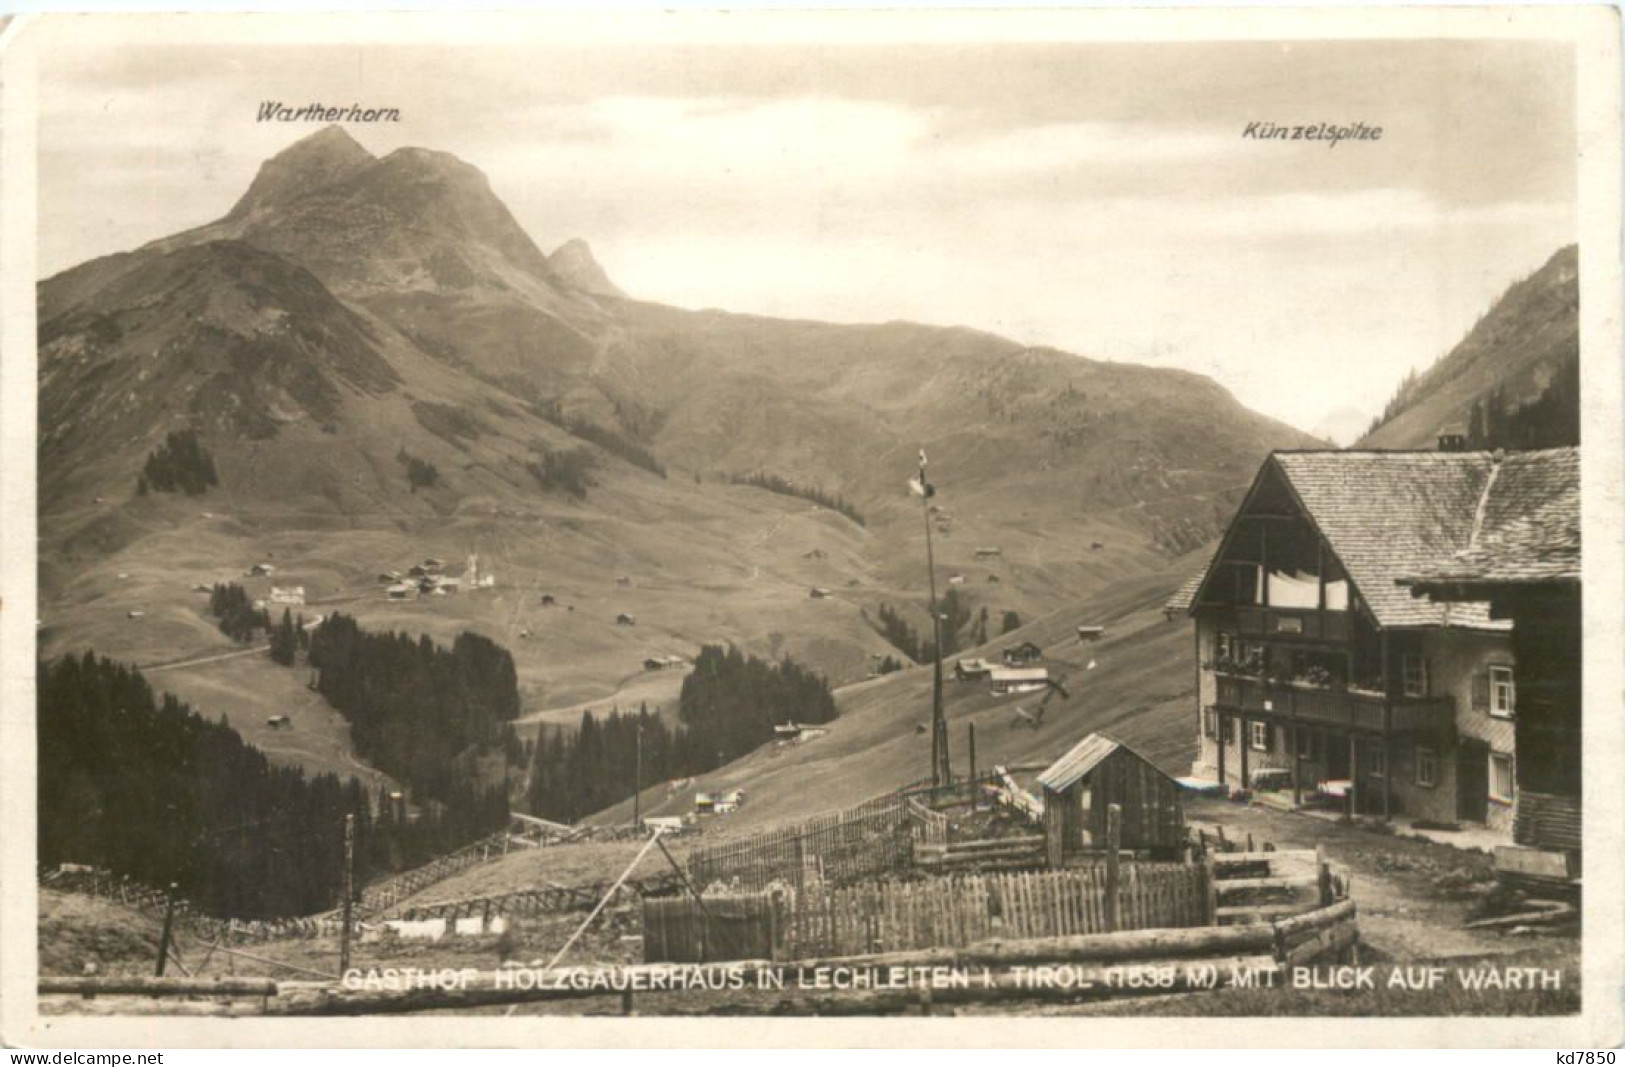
xmin=1168 ymin=450 xmax=1522 ymax=835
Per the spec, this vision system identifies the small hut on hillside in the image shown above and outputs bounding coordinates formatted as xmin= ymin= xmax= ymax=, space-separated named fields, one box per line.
xmin=1037 ymin=733 xmax=1184 ymax=865
xmin=1002 ymin=641 xmax=1043 ymax=666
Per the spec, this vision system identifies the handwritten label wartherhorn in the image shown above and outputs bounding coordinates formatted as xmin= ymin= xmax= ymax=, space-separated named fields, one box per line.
xmin=258 ymin=102 xmax=401 ymax=123
xmin=1242 ymin=121 xmax=1382 ymax=147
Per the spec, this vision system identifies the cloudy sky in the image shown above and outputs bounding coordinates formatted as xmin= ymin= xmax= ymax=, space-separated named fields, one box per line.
xmin=37 ymin=30 xmax=1576 ymax=437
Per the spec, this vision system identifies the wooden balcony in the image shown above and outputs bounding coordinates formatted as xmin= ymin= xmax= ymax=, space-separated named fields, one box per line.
xmin=1214 ymin=672 xmax=1453 ymax=735
xmin=1233 ymin=607 xmax=1350 ymax=642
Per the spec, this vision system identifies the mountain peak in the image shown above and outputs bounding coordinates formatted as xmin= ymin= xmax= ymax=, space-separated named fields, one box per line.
xmin=548 ymin=238 xmax=625 ymax=299
xmin=228 ymin=126 xmax=374 ymax=220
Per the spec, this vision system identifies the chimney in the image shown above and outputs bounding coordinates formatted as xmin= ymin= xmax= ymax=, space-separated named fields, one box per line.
xmin=1437 ymin=428 xmax=1468 ymax=452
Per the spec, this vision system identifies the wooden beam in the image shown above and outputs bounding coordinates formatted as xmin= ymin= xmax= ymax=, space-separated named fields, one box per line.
xmin=1291 ymin=723 xmax=1302 ymax=808
xmin=1348 ymin=734 xmax=1359 ymax=817
xmin=1215 ymin=901 xmax=1324 ymax=921
xmin=41 ymin=977 xmax=278 ymax=998
xmin=1212 ymin=876 xmax=1315 ymax=892
xmin=1260 ymin=523 xmax=1270 ymax=607
xmin=1239 ymin=715 xmax=1250 ymax=790
xmin=1211 ymin=850 xmax=1317 ymax=865
xmin=1104 ymin=804 xmax=1121 ymax=932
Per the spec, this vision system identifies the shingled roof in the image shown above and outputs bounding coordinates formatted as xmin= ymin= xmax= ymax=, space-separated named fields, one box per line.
xmin=1037 ymin=733 xmax=1170 ymax=793
xmin=1401 ymin=447 xmax=1579 ymax=590
xmin=1163 ymin=553 xmax=1213 ymax=616
xmin=1178 ymin=450 xmax=1530 ymax=630
xmin=1273 ymin=451 xmax=1506 ymax=628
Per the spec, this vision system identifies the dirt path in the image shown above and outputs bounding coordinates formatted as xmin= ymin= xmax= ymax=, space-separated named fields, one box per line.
xmin=140 ymin=615 xmax=326 ymax=673
xmin=1187 ymin=797 xmax=1554 ymax=962
xmin=140 ymin=642 xmax=271 ymax=673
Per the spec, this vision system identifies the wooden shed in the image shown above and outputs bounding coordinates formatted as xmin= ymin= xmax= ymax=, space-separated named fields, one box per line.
xmin=1037 ymin=733 xmax=1185 ymax=865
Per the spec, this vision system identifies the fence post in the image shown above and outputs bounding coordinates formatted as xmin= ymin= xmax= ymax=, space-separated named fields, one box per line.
xmin=155 ymin=884 xmax=178 ymax=977
xmin=1316 ymin=845 xmax=1333 ymax=905
xmin=1201 ymin=856 xmax=1219 ymax=926
xmin=340 ymin=813 xmax=355 ymax=976
xmin=1104 ymin=804 xmax=1121 ymax=933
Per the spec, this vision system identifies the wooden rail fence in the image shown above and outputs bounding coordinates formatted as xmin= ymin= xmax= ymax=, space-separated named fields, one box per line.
xmin=40 ymin=867 xmax=351 ymax=944
xmin=353 ymin=830 xmax=517 ymax=918
xmin=686 ymin=796 xmax=942 ymax=893
xmin=913 ymin=833 xmax=1046 ymax=872
xmin=400 ymin=871 xmax=685 ymax=921
xmin=38 ymin=819 xmax=650 ymax=943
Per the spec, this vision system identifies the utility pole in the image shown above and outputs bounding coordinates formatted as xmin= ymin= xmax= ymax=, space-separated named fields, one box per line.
xmin=339 ymin=813 xmax=355 ymax=975
xmin=912 ymin=450 xmax=951 ymax=787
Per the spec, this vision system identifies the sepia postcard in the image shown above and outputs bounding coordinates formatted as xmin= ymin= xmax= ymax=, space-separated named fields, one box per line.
xmin=1 ymin=7 xmax=1621 ymax=1050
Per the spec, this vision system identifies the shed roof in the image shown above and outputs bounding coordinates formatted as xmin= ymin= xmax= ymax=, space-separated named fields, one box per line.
xmin=1037 ymin=733 xmax=1171 ymax=793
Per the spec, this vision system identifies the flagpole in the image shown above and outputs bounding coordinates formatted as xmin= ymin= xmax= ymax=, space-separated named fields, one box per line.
xmin=915 ymin=452 xmax=950 ymax=788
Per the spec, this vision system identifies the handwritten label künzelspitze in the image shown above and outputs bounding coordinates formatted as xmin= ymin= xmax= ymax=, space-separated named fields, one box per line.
xmin=1242 ymin=121 xmax=1383 ymax=147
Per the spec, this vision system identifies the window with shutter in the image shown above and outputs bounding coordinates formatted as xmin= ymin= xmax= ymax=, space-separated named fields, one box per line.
xmin=1471 ymin=671 xmax=1491 ymax=713
xmin=1489 ymin=665 xmax=1515 ymax=719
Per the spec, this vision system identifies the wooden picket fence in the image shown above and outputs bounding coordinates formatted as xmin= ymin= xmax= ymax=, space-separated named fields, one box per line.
xmin=644 ymin=862 xmax=1210 ymax=962
xmin=786 ymin=863 xmax=1210 ymax=957
xmin=686 ymin=795 xmax=942 ymax=893
xmin=906 ymin=797 xmax=949 ymax=847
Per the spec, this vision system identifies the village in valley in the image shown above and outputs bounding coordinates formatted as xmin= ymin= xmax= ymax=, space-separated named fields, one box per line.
xmin=26 ymin=36 xmax=1594 ymax=1024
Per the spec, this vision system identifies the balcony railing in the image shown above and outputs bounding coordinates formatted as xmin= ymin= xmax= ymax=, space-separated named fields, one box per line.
xmin=1214 ymin=672 xmax=1453 ymax=735
xmin=1233 ymin=607 xmax=1350 ymax=642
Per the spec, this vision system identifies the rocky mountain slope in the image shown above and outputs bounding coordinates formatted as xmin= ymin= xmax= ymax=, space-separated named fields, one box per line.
xmin=37 ymin=126 xmax=1318 ymax=789
xmin=1360 ymin=245 xmax=1578 ymax=449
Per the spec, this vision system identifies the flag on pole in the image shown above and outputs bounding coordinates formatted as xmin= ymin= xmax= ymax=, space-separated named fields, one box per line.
xmin=908 ymin=449 xmax=936 ymax=497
